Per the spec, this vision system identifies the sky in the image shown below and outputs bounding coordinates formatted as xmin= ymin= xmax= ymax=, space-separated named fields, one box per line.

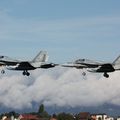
xmin=0 ymin=0 xmax=120 ymax=62
xmin=0 ymin=0 xmax=120 ymax=115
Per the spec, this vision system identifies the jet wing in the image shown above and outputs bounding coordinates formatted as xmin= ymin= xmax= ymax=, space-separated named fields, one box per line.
xmin=88 ymin=63 xmax=115 ymax=73
xmin=14 ymin=62 xmax=57 ymax=70
xmin=62 ymin=59 xmax=105 ymax=69
xmin=15 ymin=62 xmax=36 ymax=70
xmin=0 ymin=56 xmax=20 ymax=66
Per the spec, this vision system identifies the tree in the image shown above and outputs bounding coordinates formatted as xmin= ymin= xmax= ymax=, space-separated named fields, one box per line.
xmin=38 ymin=104 xmax=44 ymax=113
xmin=38 ymin=104 xmax=50 ymax=118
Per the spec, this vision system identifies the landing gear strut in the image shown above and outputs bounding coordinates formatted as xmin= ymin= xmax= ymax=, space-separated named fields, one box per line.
xmin=103 ymin=72 xmax=109 ymax=78
xmin=23 ymin=70 xmax=30 ymax=76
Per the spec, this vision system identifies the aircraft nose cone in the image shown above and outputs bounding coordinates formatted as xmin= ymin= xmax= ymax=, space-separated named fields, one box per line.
xmin=0 ymin=56 xmax=4 ymax=59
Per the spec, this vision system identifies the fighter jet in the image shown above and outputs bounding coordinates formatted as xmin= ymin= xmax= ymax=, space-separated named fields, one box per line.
xmin=62 ymin=55 xmax=120 ymax=78
xmin=0 ymin=51 xmax=56 ymax=76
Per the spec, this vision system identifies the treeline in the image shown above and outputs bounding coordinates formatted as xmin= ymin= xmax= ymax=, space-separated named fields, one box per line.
xmin=0 ymin=104 xmax=77 ymax=120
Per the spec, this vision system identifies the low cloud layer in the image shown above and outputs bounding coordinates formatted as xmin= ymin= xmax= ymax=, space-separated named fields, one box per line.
xmin=0 ymin=67 xmax=120 ymax=110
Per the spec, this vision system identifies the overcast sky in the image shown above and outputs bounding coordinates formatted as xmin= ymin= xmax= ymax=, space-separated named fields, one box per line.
xmin=0 ymin=0 xmax=120 ymax=112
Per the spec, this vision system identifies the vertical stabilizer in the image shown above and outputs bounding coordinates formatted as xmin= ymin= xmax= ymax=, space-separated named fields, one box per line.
xmin=112 ymin=55 xmax=120 ymax=70
xmin=32 ymin=51 xmax=48 ymax=62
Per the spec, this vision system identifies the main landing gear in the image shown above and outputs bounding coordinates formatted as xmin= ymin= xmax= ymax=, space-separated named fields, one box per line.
xmin=103 ymin=72 xmax=109 ymax=78
xmin=23 ymin=70 xmax=30 ymax=76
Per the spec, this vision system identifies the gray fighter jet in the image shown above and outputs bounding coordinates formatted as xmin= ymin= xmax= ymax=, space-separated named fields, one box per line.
xmin=0 ymin=51 xmax=56 ymax=76
xmin=62 ymin=56 xmax=120 ymax=78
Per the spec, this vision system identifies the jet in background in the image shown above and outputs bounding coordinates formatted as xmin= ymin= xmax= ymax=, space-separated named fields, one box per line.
xmin=62 ymin=55 xmax=120 ymax=78
xmin=0 ymin=51 xmax=56 ymax=76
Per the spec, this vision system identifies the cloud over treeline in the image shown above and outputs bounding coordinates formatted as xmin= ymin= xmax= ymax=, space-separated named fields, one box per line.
xmin=0 ymin=67 xmax=120 ymax=110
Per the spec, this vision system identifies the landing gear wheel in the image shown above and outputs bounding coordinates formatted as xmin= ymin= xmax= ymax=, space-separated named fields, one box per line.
xmin=26 ymin=72 xmax=30 ymax=76
xmin=103 ymin=72 xmax=109 ymax=78
xmin=23 ymin=71 xmax=26 ymax=76
xmin=1 ymin=70 xmax=5 ymax=74
xmin=82 ymin=72 xmax=86 ymax=76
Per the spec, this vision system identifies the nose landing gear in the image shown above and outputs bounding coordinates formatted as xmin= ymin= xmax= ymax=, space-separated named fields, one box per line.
xmin=82 ymin=72 xmax=86 ymax=76
xmin=1 ymin=69 xmax=5 ymax=74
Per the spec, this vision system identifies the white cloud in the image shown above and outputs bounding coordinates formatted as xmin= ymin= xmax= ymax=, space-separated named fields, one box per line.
xmin=0 ymin=67 xmax=120 ymax=110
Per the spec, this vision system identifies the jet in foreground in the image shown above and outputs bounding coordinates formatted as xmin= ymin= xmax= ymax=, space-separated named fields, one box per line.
xmin=0 ymin=51 xmax=56 ymax=76
xmin=62 ymin=56 xmax=120 ymax=78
